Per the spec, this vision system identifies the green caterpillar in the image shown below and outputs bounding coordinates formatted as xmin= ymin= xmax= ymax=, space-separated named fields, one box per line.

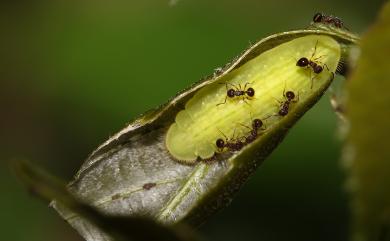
xmin=166 ymin=35 xmax=341 ymax=163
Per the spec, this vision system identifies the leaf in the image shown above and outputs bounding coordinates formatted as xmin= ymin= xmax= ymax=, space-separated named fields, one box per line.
xmin=12 ymin=160 xmax=199 ymax=241
xmin=56 ymin=28 xmax=359 ymax=240
xmin=344 ymin=2 xmax=390 ymax=241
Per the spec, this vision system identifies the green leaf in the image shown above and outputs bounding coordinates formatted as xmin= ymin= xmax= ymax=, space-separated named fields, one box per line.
xmin=12 ymin=160 xmax=199 ymax=241
xmin=55 ymin=28 xmax=359 ymax=240
xmin=345 ymin=2 xmax=390 ymax=241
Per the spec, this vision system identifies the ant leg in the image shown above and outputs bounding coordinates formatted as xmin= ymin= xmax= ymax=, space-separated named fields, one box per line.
xmin=313 ymin=55 xmax=325 ymax=62
xmin=242 ymin=96 xmax=251 ymax=106
xmin=323 ymin=63 xmax=335 ymax=80
xmin=309 ymin=69 xmax=314 ymax=89
xmin=263 ymin=114 xmax=278 ymax=121
xmin=323 ymin=63 xmax=330 ymax=71
xmin=225 ymin=82 xmax=234 ymax=87
xmin=226 ymin=82 xmax=239 ymax=91
xmin=216 ymin=82 xmax=230 ymax=106
xmin=330 ymin=71 xmax=335 ymax=81
xmin=216 ymin=127 xmax=228 ymax=140
xmin=249 ymin=111 xmax=254 ymax=122
xmin=216 ymin=96 xmax=228 ymax=106
xmin=243 ymin=81 xmax=254 ymax=91
xmin=203 ymin=154 xmax=217 ymax=164
xmin=272 ymin=97 xmax=282 ymax=105
xmin=238 ymin=122 xmax=251 ymax=131
xmin=218 ymin=82 xmax=229 ymax=90
xmin=310 ymin=77 xmax=315 ymax=89
xmin=231 ymin=126 xmax=239 ymax=141
xmin=291 ymin=54 xmax=299 ymax=64
xmin=243 ymin=82 xmax=249 ymax=90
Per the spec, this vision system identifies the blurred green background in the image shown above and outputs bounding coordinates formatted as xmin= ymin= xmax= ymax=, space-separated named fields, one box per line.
xmin=0 ymin=0 xmax=385 ymax=240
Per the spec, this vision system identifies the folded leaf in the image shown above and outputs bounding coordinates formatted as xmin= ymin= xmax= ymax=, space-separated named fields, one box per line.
xmin=55 ymin=27 xmax=359 ymax=241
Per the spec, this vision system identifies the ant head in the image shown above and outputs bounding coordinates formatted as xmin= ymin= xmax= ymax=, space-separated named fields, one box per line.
xmin=314 ymin=65 xmax=323 ymax=74
xmin=246 ymin=87 xmax=255 ymax=97
xmin=227 ymin=89 xmax=235 ymax=97
xmin=296 ymin=57 xmax=309 ymax=67
xmin=313 ymin=13 xmax=323 ymax=22
xmin=216 ymin=139 xmax=225 ymax=148
xmin=253 ymin=119 xmax=263 ymax=129
xmin=286 ymin=91 xmax=295 ymax=100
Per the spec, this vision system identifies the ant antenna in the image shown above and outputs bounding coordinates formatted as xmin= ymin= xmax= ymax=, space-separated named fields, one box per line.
xmin=216 ymin=127 xmax=228 ymax=140
xmin=310 ymin=40 xmax=319 ymax=60
xmin=283 ymin=80 xmax=287 ymax=97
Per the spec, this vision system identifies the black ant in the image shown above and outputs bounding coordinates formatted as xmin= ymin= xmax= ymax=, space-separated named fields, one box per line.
xmin=216 ymin=138 xmax=244 ymax=152
xmin=296 ymin=40 xmax=334 ymax=88
xmin=240 ymin=118 xmax=266 ymax=144
xmin=215 ymin=128 xmax=245 ymax=152
xmin=277 ymin=89 xmax=299 ymax=116
xmin=217 ymin=82 xmax=255 ymax=106
xmin=313 ymin=12 xmax=348 ymax=30
xmin=264 ymin=84 xmax=299 ymax=119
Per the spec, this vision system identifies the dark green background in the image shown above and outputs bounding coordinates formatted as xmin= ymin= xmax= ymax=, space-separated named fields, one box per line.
xmin=0 ymin=1 xmax=384 ymax=240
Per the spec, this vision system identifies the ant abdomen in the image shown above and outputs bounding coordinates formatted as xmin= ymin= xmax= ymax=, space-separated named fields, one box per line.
xmin=313 ymin=65 xmax=323 ymax=74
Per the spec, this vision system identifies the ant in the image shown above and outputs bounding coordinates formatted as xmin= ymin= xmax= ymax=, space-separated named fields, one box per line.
xmin=265 ymin=85 xmax=299 ymax=118
xmin=312 ymin=12 xmax=348 ymax=30
xmin=240 ymin=118 xmax=266 ymax=144
xmin=277 ymin=89 xmax=299 ymax=116
xmin=296 ymin=40 xmax=334 ymax=89
xmin=215 ymin=128 xmax=245 ymax=152
xmin=217 ymin=82 xmax=255 ymax=106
